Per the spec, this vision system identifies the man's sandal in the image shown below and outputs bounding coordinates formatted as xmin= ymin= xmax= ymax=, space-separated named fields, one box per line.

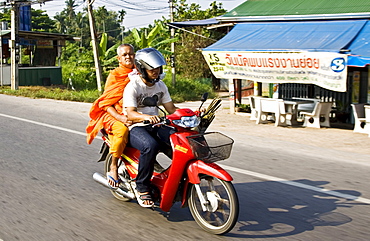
xmin=137 ymin=192 xmax=154 ymax=208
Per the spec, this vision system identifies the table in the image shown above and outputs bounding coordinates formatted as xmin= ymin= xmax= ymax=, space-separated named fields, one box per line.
xmin=283 ymin=100 xmax=314 ymax=125
xmin=292 ymin=97 xmax=321 ymax=112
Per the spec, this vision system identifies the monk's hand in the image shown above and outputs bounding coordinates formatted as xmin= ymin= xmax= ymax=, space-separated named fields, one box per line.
xmin=119 ymin=115 xmax=133 ymax=126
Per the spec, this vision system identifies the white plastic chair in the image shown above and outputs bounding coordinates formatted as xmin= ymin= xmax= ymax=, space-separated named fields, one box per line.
xmin=249 ymin=96 xmax=257 ymax=121
xmin=255 ymin=97 xmax=270 ymax=125
xmin=276 ymin=100 xmax=289 ymax=127
xmin=351 ymin=104 xmax=367 ymax=133
xmin=301 ymin=102 xmax=333 ymax=128
xmin=363 ymin=105 xmax=370 ymax=137
xmin=255 ymin=98 xmax=287 ymax=127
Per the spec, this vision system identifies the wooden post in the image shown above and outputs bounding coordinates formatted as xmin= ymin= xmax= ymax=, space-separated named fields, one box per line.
xmin=169 ymin=0 xmax=176 ymax=87
xmin=229 ymin=78 xmax=235 ymax=114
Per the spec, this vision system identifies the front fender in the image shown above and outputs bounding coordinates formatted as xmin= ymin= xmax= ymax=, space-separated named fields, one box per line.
xmin=187 ymin=160 xmax=233 ymax=184
xmin=181 ymin=160 xmax=233 ymax=208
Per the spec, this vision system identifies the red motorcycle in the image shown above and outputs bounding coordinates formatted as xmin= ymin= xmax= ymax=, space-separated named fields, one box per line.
xmin=93 ymin=94 xmax=239 ymax=235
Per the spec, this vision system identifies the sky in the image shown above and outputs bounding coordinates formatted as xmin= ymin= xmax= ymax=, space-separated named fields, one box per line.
xmin=33 ymin=0 xmax=242 ymax=29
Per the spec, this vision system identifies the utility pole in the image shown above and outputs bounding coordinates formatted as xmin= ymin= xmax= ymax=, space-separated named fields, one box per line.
xmin=0 ymin=22 xmax=3 ymax=87
xmin=10 ymin=1 xmax=19 ymax=90
xmin=86 ymin=0 xmax=102 ymax=92
xmin=169 ymin=0 xmax=176 ymax=86
xmin=7 ymin=0 xmax=51 ymax=90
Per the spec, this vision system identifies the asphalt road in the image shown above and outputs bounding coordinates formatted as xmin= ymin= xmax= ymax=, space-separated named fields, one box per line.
xmin=0 ymin=94 xmax=369 ymax=241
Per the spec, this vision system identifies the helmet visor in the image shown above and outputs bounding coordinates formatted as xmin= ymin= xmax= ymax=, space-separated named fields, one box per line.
xmin=136 ymin=49 xmax=166 ymax=70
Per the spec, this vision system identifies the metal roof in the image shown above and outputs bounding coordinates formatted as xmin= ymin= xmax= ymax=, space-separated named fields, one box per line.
xmin=203 ymin=20 xmax=367 ymax=52
xmin=221 ymin=0 xmax=370 ymax=22
xmin=0 ymin=30 xmax=74 ymax=41
xmin=203 ymin=19 xmax=370 ymax=67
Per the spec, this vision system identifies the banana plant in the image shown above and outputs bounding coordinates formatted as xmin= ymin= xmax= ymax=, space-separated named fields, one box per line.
xmin=98 ymin=32 xmax=108 ymax=60
xmin=131 ymin=23 xmax=178 ymax=58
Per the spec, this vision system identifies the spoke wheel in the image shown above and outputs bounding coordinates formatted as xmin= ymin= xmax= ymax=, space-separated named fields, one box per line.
xmin=188 ymin=175 xmax=239 ymax=235
xmin=104 ymin=154 xmax=132 ymax=201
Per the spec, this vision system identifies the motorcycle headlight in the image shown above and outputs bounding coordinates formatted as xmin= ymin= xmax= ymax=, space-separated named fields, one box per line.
xmin=172 ymin=115 xmax=200 ymax=128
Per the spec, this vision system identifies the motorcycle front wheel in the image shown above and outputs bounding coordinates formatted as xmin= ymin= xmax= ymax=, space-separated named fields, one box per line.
xmin=188 ymin=175 xmax=239 ymax=235
xmin=104 ymin=153 xmax=132 ymax=201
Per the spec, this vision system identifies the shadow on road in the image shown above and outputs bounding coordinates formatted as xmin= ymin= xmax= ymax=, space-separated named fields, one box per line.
xmin=226 ymin=179 xmax=367 ymax=238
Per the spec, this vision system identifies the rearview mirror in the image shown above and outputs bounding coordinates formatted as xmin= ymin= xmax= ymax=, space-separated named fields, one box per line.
xmin=201 ymin=92 xmax=208 ymax=102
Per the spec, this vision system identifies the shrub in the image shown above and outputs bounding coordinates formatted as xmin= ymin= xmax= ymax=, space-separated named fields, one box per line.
xmin=163 ymin=74 xmax=215 ymax=103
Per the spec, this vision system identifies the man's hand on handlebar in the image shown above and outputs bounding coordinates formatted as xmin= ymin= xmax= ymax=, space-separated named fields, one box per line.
xmin=194 ymin=107 xmax=206 ymax=116
xmin=198 ymin=107 xmax=206 ymax=113
xmin=144 ymin=115 xmax=161 ymax=124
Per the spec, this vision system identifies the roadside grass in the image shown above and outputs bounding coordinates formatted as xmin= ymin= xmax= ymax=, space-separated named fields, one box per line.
xmin=0 ymin=86 xmax=100 ymax=103
xmin=0 ymin=81 xmax=215 ymax=103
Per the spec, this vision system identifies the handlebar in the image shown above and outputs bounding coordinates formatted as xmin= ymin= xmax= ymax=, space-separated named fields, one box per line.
xmin=142 ymin=117 xmax=170 ymax=125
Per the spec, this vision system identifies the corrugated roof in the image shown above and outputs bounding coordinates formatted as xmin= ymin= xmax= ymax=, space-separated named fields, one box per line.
xmin=203 ymin=20 xmax=367 ymax=52
xmin=223 ymin=0 xmax=370 ymax=18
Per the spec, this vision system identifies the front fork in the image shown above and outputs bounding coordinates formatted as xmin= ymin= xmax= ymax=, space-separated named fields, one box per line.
xmin=193 ymin=176 xmax=217 ymax=212
xmin=194 ymin=184 xmax=209 ymax=212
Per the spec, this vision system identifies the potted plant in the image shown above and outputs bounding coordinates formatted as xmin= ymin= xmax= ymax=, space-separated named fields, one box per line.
xmin=235 ymin=103 xmax=251 ymax=113
xmin=335 ymin=100 xmax=350 ymax=123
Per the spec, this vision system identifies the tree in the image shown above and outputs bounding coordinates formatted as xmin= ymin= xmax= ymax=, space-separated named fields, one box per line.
xmin=118 ymin=9 xmax=126 ymax=24
xmin=170 ymin=0 xmax=226 ymax=80
xmin=93 ymin=6 xmax=121 ymax=47
xmin=118 ymin=9 xmax=126 ymax=41
xmin=53 ymin=0 xmax=226 ymax=90
xmin=65 ymin=0 xmax=77 ymax=21
xmin=0 ymin=8 xmax=56 ymax=32
xmin=31 ymin=9 xmax=57 ymax=32
xmin=121 ymin=0 xmax=226 ymax=86
xmin=54 ymin=14 xmax=67 ymax=34
xmin=0 ymin=8 xmax=11 ymax=23
xmin=54 ymin=5 xmax=123 ymax=49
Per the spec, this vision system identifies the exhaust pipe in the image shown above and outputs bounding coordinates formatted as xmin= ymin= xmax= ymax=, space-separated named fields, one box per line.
xmin=93 ymin=172 xmax=135 ymax=199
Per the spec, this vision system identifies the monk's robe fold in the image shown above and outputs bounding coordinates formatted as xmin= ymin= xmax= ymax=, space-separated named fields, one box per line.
xmin=86 ymin=65 xmax=132 ymax=144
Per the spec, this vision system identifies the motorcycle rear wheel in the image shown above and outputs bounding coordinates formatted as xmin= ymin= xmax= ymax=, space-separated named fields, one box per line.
xmin=188 ymin=175 xmax=239 ymax=235
xmin=104 ymin=153 xmax=132 ymax=201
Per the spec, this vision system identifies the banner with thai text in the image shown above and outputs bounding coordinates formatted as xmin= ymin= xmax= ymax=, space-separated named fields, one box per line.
xmin=202 ymin=51 xmax=348 ymax=92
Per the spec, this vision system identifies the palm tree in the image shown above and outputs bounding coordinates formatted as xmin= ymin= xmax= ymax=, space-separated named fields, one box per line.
xmin=54 ymin=14 xmax=67 ymax=34
xmin=75 ymin=12 xmax=88 ymax=46
xmin=118 ymin=9 xmax=126 ymax=42
xmin=118 ymin=9 xmax=126 ymax=24
xmin=65 ymin=0 xmax=77 ymax=20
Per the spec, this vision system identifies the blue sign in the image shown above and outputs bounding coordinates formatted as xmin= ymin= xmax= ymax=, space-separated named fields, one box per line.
xmin=331 ymin=57 xmax=346 ymax=72
xmin=19 ymin=5 xmax=31 ymax=31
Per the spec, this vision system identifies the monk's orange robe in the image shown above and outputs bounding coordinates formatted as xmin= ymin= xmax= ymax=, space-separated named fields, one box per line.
xmin=86 ymin=65 xmax=132 ymax=144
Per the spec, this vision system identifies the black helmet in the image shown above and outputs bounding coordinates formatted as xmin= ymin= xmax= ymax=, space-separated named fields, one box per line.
xmin=134 ymin=48 xmax=166 ymax=83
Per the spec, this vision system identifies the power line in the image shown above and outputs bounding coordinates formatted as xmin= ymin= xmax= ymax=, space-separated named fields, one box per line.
xmin=100 ymin=0 xmax=168 ymax=12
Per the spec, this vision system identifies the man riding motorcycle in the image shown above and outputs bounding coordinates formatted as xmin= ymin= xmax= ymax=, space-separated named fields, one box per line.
xmin=124 ymin=48 xmax=178 ymax=207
